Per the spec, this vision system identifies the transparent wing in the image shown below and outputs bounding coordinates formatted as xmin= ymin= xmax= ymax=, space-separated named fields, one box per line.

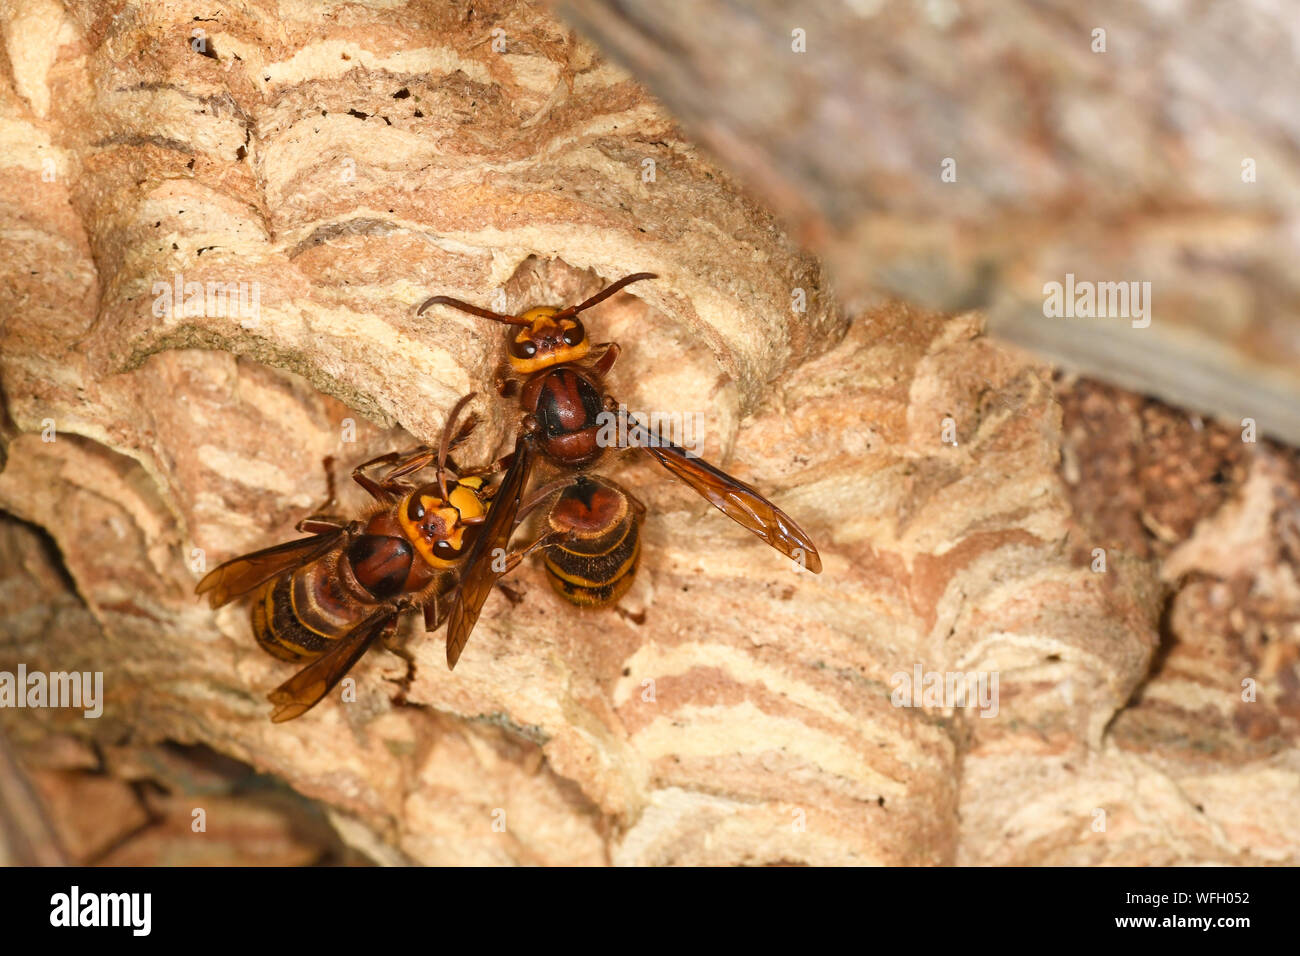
xmin=444 ymin=434 xmax=536 ymax=669
xmin=622 ymin=410 xmax=821 ymax=573
xmin=267 ymin=610 xmax=397 ymax=722
xmin=195 ymin=532 xmax=343 ymax=608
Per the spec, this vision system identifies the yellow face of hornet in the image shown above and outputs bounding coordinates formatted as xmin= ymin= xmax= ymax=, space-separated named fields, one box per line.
xmin=506 ymin=307 xmax=590 ymax=375
xmin=398 ymin=476 xmax=487 ymax=569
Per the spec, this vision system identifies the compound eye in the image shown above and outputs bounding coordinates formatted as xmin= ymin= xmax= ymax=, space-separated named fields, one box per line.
xmin=407 ymin=484 xmax=445 ymax=523
xmin=510 ymin=337 xmax=538 ymax=359
xmin=562 ymin=321 xmax=585 ymax=347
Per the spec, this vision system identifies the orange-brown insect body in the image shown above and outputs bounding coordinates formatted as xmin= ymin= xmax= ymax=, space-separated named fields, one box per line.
xmin=417 ymin=274 xmax=823 ymax=669
xmin=249 ymin=479 xmax=486 ymax=665
xmin=507 ymin=306 xmax=609 ymax=471
xmin=540 ymin=475 xmax=642 ymax=608
xmin=506 ymin=306 xmax=590 ymax=375
xmin=196 ymin=397 xmax=493 ymax=720
xmin=420 ymin=279 xmax=649 ymax=476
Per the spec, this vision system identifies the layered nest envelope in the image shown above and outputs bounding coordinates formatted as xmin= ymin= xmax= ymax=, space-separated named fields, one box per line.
xmin=0 ymin=1 xmax=1296 ymax=865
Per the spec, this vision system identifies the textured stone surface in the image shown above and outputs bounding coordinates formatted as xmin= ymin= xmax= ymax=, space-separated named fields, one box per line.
xmin=0 ymin=0 xmax=1296 ymax=866
xmin=557 ymin=0 xmax=1300 ymax=444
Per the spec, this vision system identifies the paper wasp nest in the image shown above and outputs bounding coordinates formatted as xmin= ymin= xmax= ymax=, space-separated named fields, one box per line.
xmin=0 ymin=0 xmax=1296 ymax=865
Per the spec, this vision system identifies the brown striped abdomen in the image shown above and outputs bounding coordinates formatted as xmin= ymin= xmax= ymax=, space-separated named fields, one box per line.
xmin=250 ymin=554 xmax=371 ymax=661
xmin=543 ymin=478 xmax=641 ymax=608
